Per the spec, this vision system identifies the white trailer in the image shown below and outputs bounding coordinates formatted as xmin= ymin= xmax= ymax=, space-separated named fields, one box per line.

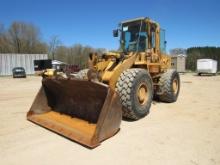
xmin=197 ymin=59 xmax=217 ymax=75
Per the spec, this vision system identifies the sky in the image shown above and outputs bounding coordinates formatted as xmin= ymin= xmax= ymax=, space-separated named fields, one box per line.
xmin=0 ymin=0 xmax=220 ymax=51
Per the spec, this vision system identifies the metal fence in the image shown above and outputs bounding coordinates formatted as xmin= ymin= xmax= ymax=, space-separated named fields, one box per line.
xmin=0 ymin=54 xmax=48 ymax=76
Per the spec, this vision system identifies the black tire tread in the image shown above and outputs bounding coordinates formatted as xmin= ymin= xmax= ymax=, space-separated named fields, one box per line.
xmin=158 ymin=69 xmax=180 ymax=103
xmin=116 ymin=68 xmax=152 ymax=120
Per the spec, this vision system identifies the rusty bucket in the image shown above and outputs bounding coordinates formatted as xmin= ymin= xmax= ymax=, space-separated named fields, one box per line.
xmin=27 ymin=78 xmax=122 ymax=148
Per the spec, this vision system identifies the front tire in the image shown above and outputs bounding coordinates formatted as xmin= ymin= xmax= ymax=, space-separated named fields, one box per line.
xmin=116 ymin=68 xmax=153 ymax=120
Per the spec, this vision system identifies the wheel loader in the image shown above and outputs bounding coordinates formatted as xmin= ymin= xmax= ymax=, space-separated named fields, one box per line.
xmin=27 ymin=17 xmax=180 ymax=148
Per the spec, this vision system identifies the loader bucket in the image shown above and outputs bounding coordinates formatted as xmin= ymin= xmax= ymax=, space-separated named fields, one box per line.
xmin=27 ymin=78 xmax=122 ymax=148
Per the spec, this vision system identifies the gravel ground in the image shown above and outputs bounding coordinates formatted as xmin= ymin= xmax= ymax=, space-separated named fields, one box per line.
xmin=0 ymin=74 xmax=220 ymax=165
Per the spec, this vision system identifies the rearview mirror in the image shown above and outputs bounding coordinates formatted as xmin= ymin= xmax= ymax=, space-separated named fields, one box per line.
xmin=113 ymin=29 xmax=118 ymax=37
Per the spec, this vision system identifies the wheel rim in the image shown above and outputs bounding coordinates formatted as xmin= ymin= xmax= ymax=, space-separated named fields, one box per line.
xmin=172 ymin=78 xmax=179 ymax=95
xmin=137 ymin=83 xmax=148 ymax=105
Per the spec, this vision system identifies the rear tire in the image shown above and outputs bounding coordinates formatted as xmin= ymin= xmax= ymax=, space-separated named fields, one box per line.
xmin=158 ymin=69 xmax=180 ymax=103
xmin=116 ymin=68 xmax=153 ymax=120
xmin=75 ymin=69 xmax=89 ymax=79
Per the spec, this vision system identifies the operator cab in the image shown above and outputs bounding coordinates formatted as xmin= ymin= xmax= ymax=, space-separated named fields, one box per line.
xmin=113 ymin=17 xmax=166 ymax=54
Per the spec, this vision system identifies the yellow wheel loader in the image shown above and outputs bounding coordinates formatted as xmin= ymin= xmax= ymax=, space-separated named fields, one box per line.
xmin=27 ymin=17 xmax=180 ymax=148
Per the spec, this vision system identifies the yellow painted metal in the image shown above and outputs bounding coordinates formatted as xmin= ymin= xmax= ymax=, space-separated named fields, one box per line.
xmin=105 ymin=52 xmax=121 ymax=58
xmin=102 ymin=71 xmax=114 ymax=82
xmin=172 ymin=78 xmax=179 ymax=94
xmin=95 ymin=60 xmax=111 ymax=71
xmin=108 ymin=53 xmax=138 ymax=89
xmin=134 ymin=61 xmax=148 ymax=65
xmin=102 ymin=53 xmax=138 ymax=87
xmin=44 ymin=69 xmax=56 ymax=77
xmin=105 ymin=61 xmax=115 ymax=71
xmin=160 ymin=54 xmax=171 ymax=71
xmin=144 ymin=18 xmax=161 ymax=55
xmin=137 ymin=83 xmax=148 ymax=105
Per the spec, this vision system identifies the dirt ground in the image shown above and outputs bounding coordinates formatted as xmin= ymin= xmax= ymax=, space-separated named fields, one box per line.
xmin=0 ymin=74 xmax=220 ymax=165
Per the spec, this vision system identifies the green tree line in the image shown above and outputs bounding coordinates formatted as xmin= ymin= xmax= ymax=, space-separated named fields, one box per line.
xmin=2 ymin=22 xmax=220 ymax=70
xmin=186 ymin=47 xmax=220 ymax=71
xmin=0 ymin=22 xmax=106 ymax=69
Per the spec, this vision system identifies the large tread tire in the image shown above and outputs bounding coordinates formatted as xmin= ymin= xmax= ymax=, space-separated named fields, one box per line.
xmin=75 ymin=69 xmax=89 ymax=79
xmin=158 ymin=69 xmax=180 ymax=103
xmin=116 ymin=68 xmax=153 ymax=120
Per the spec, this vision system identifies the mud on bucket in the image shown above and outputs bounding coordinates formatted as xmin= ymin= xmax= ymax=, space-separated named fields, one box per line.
xmin=27 ymin=78 xmax=122 ymax=148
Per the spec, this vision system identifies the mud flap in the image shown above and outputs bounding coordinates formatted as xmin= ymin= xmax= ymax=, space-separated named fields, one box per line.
xmin=27 ymin=78 xmax=122 ymax=148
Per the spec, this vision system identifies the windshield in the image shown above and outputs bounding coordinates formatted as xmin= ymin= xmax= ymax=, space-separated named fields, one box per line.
xmin=121 ymin=21 xmax=147 ymax=52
